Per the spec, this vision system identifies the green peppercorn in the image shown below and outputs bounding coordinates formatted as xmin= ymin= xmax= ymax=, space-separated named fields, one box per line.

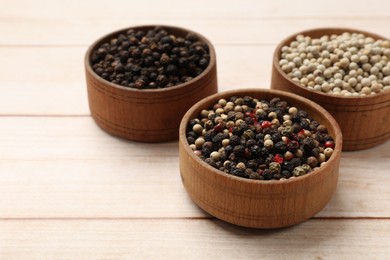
xmin=243 ymin=129 xmax=255 ymax=140
xmin=269 ymin=162 xmax=281 ymax=174
xmin=301 ymin=164 xmax=311 ymax=172
xmin=293 ymin=166 xmax=306 ymax=177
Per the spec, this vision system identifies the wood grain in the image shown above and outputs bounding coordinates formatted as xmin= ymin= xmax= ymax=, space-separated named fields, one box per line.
xmin=2 ymin=1 xmax=390 ymax=46
xmin=2 ymin=19 xmax=390 ymax=46
xmin=0 ymin=219 xmax=389 ymax=259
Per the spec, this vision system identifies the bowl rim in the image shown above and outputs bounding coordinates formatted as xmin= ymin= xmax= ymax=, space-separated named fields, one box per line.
xmin=85 ymin=24 xmax=216 ymax=93
xmin=179 ymin=88 xmax=343 ymax=186
xmin=273 ymin=27 xmax=390 ymax=100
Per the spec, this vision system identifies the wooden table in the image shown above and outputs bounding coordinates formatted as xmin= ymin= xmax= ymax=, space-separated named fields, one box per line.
xmin=1 ymin=0 xmax=389 ymax=258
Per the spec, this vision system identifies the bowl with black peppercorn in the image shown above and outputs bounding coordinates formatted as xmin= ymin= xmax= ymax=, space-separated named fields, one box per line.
xmin=85 ymin=25 xmax=217 ymax=142
xmin=271 ymin=28 xmax=390 ymax=150
xmin=179 ymin=88 xmax=342 ymax=228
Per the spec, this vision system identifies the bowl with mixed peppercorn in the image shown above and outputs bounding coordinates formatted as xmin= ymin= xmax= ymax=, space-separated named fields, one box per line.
xmin=85 ymin=25 xmax=217 ymax=142
xmin=271 ymin=28 xmax=390 ymax=150
xmin=179 ymin=88 xmax=342 ymax=228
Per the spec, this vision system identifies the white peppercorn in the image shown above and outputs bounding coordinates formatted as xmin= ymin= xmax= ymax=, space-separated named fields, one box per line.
xmin=195 ymin=137 xmax=205 ymax=149
xmin=236 ymin=162 xmax=246 ymax=170
xmin=193 ymin=124 xmax=203 ymax=134
xmin=324 ymin=148 xmax=334 ymax=158
xmin=264 ymin=139 xmax=274 ymax=149
xmin=279 ymin=32 xmax=390 ymax=96
xmin=210 ymin=151 xmax=221 ymax=162
xmin=382 ymin=66 xmax=390 ymax=76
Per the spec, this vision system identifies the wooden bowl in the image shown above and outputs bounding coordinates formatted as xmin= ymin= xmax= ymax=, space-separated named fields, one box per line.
xmin=271 ymin=28 xmax=390 ymax=151
xmin=85 ymin=25 xmax=218 ymax=142
xmin=179 ymin=88 xmax=342 ymax=228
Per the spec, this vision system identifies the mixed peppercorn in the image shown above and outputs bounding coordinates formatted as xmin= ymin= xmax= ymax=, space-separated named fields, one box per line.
xmin=186 ymin=96 xmax=335 ymax=180
xmin=91 ymin=26 xmax=210 ymax=89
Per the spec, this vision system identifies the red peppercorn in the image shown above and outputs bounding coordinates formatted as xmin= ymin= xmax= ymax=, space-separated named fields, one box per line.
xmin=250 ymin=112 xmax=256 ymax=119
xmin=214 ymin=124 xmax=223 ymax=133
xmin=324 ymin=141 xmax=335 ymax=149
xmin=261 ymin=121 xmax=272 ymax=129
xmin=273 ymin=154 xmax=284 ymax=164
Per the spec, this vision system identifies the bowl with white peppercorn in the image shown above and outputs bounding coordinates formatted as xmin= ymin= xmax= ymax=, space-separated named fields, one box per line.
xmin=179 ymin=88 xmax=342 ymax=228
xmin=85 ymin=25 xmax=217 ymax=142
xmin=271 ymin=28 xmax=390 ymax=150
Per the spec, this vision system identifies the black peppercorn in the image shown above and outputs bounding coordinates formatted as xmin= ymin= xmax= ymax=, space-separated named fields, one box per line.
xmin=259 ymin=147 xmax=270 ymax=158
xmin=271 ymin=132 xmax=282 ymax=143
xmin=262 ymin=169 xmax=273 ymax=180
xmin=249 ymin=171 xmax=260 ymax=180
xmin=245 ymin=139 xmax=257 ymax=148
xmin=281 ymin=170 xmax=292 ymax=178
xmin=311 ymin=147 xmax=320 ymax=157
xmin=91 ymin=26 xmax=210 ymax=89
xmin=246 ymin=160 xmax=258 ymax=170
xmin=298 ymin=110 xmax=308 ymax=118
xmin=301 ymin=137 xmax=316 ymax=152
xmin=274 ymin=141 xmax=287 ymax=153
xmin=229 ymin=135 xmax=241 ymax=147
xmin=231 ymin=167 xmax=244 ymax=177
xmin=202 ymin=147 xmax=212 ymax=158
xmin=233 ymin=145 xmax=245 ymax=157
xmin=187 ymin=131 xmax=197 ymax=139
xmin=287 ymin=140 xmax=300 ymax=152
xmin=212 ymin=133 xmax=225 ymax=144
xmin=273 ymin=174 xmax=282 ymax=180
xmin=225 ymin=145 xmax=233 ymax=154
xmin=291 ymin=158 xmax=302 ymax=167
xmin=187 ymin=136 xmax=195 ymax=144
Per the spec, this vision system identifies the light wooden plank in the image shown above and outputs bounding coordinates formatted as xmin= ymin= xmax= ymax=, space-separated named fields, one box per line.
xmin=0 ymin=47 xmax=90 ymax=115
xmin=0 ymin=117 xmax=179 ymax=159
xmin=1 ymin=17 xmax=390 ymax=45
xmin=3 ymin=0 xmax=390 ymax=21
xmin=0 ymin=219 xmax=389 ymax=259
xmin=0 ymin=46 xmax=273 ymax=115
xmin=0 ymin=117 xmax=389 ymax=218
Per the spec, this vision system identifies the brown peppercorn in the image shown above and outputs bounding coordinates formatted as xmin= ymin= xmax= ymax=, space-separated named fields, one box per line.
xmin=307 ymin=156 xmax=318 ymax=168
